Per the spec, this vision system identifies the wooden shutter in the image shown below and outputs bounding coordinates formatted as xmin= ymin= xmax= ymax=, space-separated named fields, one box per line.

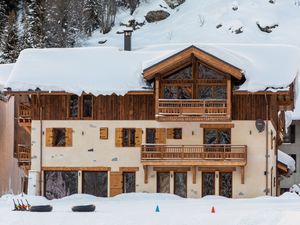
xmin=45 ymin=128 xmax=53 ymax=147
xmin=135 ymin=128 xmax=143 ymax=147
xmin=115 ymin=128 xmax=123 ymax=147
xmin=65 ymin=128 xmax=73 ymax=147
xmin=100 ymin=127 xmax=108 ymax=139
xmin=110 ymin=172 xmax=123 ymax=197
xmin=167 ymin=128 xmax=174 ymax=139
xmin=155 ymin=128 xmax=166 ymax=144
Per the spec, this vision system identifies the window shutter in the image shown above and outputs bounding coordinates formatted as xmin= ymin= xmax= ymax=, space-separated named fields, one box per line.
xmin=45 ymin=128 xmax=53 ymax=147
xmin=167 ymin=128 xmax=174 ymax=139
xmin=115 ymin=128 xmax=123 ymax=147
xmin=135 ymin=128 xmax=143 ymax=147
xmin=155 ymin=128 xmax=166 ymax=144
xmin=100 ymin=127 xmax=108 ymax=139
xmin=65 ymin=128 xmax=73 ymax=147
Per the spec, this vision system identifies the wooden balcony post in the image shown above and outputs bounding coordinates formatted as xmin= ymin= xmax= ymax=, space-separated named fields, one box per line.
xmin=241 ymin=166 xmax=245 ymax=184
xmin=192 ymin=166 xmax=197 ymax=184
xmin=143 ymin=165 xmax=148 ymax=184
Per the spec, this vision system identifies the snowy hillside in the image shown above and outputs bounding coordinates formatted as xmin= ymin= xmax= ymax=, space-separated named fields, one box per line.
xmin=84 ymin=0 xmax=300 ymax=49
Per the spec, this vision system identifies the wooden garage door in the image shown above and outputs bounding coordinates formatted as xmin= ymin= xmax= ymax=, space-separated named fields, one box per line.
xmin=110 ymin=172 xmax=123 ymax=197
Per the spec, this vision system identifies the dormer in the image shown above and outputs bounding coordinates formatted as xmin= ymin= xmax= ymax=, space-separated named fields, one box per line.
xmin=143 ymin=46 xmax=243 ymax=121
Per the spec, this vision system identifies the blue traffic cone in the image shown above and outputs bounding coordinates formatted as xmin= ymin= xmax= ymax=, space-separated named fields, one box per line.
xmin=155 ymin=205 xmax=160 ymax=212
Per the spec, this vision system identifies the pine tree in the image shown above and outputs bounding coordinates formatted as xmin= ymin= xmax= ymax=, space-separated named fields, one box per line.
xmin=0 ymin=11 xmax=19 ymax=63
xmin=98 ymin=0 xmax=117 ymax=34
xmin=22 ymin=0 xmax=44 ymax=49
xmin=82 ymin=0 xmax=99 ymax=36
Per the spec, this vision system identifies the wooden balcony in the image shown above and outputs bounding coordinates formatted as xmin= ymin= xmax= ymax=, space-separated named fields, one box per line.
xmin=18 ymin=104 xmax=32 ymax=133
xmin=141 ymin=144 xmax=247 ymax=166
xmin=156 ymin=99 xmax=229 ymax=121
xmin=16 ymin=145 xmax=31 ymax=167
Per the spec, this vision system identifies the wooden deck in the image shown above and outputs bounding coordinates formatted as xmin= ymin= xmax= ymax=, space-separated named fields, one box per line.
xmin=16 ymin=145 xmax=31 ymax=166
xmin=141 ymin=144 xmax=247 ymax=166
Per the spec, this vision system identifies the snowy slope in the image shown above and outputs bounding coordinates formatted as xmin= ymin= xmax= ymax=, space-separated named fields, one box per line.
xmin=84 ymin=0 xmax=300 ymax=49
xmin=1 ymin=193 xmax=300 ymax=225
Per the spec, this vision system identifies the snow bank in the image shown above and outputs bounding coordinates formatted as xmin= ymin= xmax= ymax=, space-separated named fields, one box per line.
xmin=278 ymin=149 xmax=296 ymax=173
xmin=0 ymin=63 xmax=14 ymax=91
xmin=112 ymin=193 xmax=182 ymax=201
xmin=5 ymin=44 xmax=300 ymax=95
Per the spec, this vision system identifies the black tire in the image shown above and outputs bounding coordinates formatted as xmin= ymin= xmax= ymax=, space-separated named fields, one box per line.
xmin=72 ymin=204 xmax=96 ymax=212
xmin=29 ymin=205 xmax=53 ymax=212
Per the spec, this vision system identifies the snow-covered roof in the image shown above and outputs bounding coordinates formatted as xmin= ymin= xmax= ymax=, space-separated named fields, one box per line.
xmin=5 ymin=44 xmax=300 ymax=95
xmin=278 ymin=150 xmax=296 ymax=174
xmin=0 ymin=63 xmax=14 ymax=91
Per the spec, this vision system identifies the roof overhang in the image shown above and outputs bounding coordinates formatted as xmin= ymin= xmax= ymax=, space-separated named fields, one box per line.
xmin=143 ymin=45 xmax=243 ymax=80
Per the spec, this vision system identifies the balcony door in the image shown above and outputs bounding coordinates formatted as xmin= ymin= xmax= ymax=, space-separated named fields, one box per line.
xmin=174 ymin=172 xmax=187 ymax=198
xmin=219 ymin=172 xmax=232 ymax=198
xmin=202 ymin=172 xmax=215 ymax=197
xmin=157 ymin=172 xmax=170 ymax=193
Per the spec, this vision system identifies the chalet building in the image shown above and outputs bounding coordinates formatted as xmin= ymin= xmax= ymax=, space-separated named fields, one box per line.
xmin=3 ymin=44 xmax=300 ymax=199
xmin=279 ymin=115 xmax=300 ymax=193
xmin=0 ymin=64 xmax=24 ymax=195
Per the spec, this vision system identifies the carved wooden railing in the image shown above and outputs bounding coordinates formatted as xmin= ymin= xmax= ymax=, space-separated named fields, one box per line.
xmin=16 ymin=145 xmax=31 ymax=164
xmin=157 ymin=99 xmax=228 ymax=120
xmin=19 ymin=104 xmax=31 ymax=118
xmin=141 ymin=144 xmax=247 ymax=163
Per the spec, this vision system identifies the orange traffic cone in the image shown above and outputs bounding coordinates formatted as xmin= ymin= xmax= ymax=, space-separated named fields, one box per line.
xmin=211 ymin=206 xmax=215 ymax=213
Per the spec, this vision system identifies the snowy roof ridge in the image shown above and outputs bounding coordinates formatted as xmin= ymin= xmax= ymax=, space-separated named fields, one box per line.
xmin=5 ymin=44 xmax=300 ymax=95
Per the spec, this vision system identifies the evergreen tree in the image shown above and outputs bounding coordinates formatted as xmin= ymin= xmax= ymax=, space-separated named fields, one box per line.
xmin=0 ymin=11 xmax=19 ymax=63
xmin=82 ymin=0 xmax=99 ymax=36
xmin=98 ymin=0 xmax=117 ymax=34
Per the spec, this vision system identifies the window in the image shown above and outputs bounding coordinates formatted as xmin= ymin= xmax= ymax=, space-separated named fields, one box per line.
xmin=163 ymin=85 xmax=192 ymax=99
xmin=123 ymin=128 xmax=136 ymax=147
xmin=167 ymin=128 xmax=182 ymax=139
xmin=204 ymin=129 xmax=231 ymax=144
xmin=289 ymin=154 xmax=297 ymax=173
xmin=145 ymin=128 xmax=166 ymax=144
xmin=82 ymin=95 xmax=93 ymax=118
xmin=197 ymin=85 xmax=226 ymax=99
xmin=283 ymin=125 xmax=295 ymax=143
xmin=46 ymin=128 xmax=73 ymax=147
xmin=115 ymin=128 xmax=142 ymax=147
xmin=69 ymin=95 xmax=79 ymax=118
xmin=146 ymin=128 xmax=156 ymax=144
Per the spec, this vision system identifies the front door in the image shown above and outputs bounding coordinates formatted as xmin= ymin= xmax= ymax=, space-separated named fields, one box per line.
xmin=110 ymin=172 xmax=123 ymax=197
xmin=174 ymin=172 xmax=187 ymax=198
xmin=82 ymin=171 xmax=108 ymax=197
xmin=123 ymin=172 xmax=136 ymax=193
xmin=219 ymin=172 xmax=232 ymax=198
xmin=202 ymin=172 xmax=215 ymax=197
xmin=157 ymin=172 xmax=170 ymax=193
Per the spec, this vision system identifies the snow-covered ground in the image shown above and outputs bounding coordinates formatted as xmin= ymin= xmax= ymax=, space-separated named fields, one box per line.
xmin=1 ymin=193 xmax=300 ymax=225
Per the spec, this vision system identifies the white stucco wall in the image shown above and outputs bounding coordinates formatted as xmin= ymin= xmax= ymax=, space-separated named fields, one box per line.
xmin=29 ymin=120 xmax=276 ymax=198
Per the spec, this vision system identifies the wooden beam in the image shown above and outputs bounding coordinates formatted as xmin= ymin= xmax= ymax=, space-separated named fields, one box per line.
xmin=42 ymin=166 xmax=111 ymax=171
xmin=241 ymin=166 xmax=245 ymax=184
xmin=143 ymin=165 xmax=148 ymax=184
xmin=192 ymin=166 xmax=197 ymax=184
xmin=233 ymin=90 xmax=290 ymax=96
xmin=200 ymin=123 xmax=234 ymax=129
xmin=198 ymin=167 xmax=236 ymax=172
xmin=126 ymin=91 xmax=154 ymax=95
xmin=119 ymin=167 xmax=139 ymax=172
xmin=153 ymin=167 xmax=191 ymax=172
xmin=142 ymin=161 xmax=246 ymax=166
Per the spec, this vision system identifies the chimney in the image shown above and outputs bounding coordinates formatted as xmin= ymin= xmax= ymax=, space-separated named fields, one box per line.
xmin=124 ymin=28 xmax=133 ymax=51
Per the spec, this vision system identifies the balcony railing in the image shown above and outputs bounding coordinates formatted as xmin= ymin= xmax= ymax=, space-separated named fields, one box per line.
xmin=141 ymin=144 xmax=247 ymax=165
xmin=19 ymin=104 xmax=31 ymax=118
xmin=16 ymin=145 xmax=31 ymax=164
xmin=157 ymin=99 xmax=228 ymax=121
